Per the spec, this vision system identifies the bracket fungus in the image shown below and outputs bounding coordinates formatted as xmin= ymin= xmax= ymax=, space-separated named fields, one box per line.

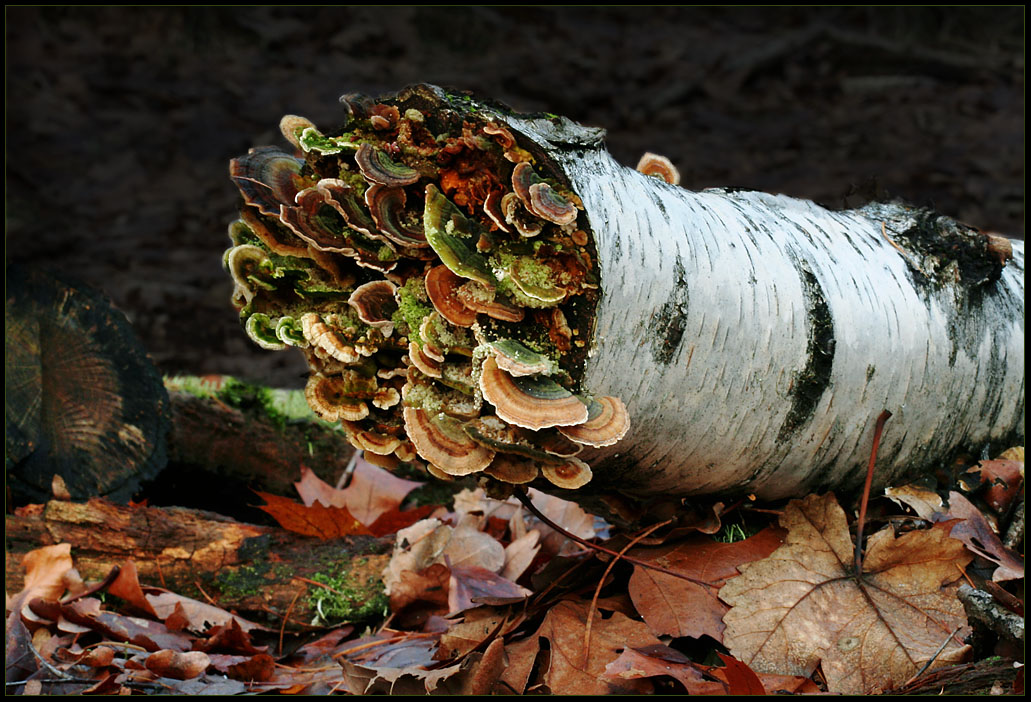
xmin=226 ymin=84 xmax=1023 ymax=501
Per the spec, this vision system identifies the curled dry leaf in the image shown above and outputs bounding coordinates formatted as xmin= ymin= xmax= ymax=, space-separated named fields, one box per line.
xmin=294 ymin=459 xmax=423 ymax=525
xmin=145 ymin=649 xmax=211 ymax=680
xmin=8 ymin=543 xmax=73 ymax=617
xmin=627 ymin=527 xmax=784 ymax=641
xmin=720 ymin=493 xmax=972 ymax=695
xmin=448 ymin=565 xmax=530 ymax=614
xmin=939 ymin=491 xmax=1024 ymax=582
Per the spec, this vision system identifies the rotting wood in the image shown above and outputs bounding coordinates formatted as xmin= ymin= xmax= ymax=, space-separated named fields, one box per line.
xmin=5 ymin=499 xmax=391 ymax=630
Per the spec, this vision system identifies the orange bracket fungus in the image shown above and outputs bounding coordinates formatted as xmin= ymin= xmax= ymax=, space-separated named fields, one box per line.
xmin=226 ymin=84 xmax=1023 ymax=501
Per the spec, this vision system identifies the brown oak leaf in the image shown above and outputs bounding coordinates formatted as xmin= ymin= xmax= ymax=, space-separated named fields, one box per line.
xmin=627 ymin=527 xmax=784 ymax=641
xmin=532 ymin=600 xmax=664 ymax=694
xmin=720 ymin=493 xmax=972 ymax=695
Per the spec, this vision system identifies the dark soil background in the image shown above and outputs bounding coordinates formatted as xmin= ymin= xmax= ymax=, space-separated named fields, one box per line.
xmin=6 ymin=7 xmax=1024 ymax=388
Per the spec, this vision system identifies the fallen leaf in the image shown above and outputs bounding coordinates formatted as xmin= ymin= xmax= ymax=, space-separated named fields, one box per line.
xmin=437 ymin=608 xmax=506 ymax=660
xmin=60 ymin=599 xmax=194 ymax=652
xmin=501 ymin=530 xmax=541 ymax=582
xmin=448 ymin=565 xmax=529 ymax=614
xmin=5 ymin=613 xmax=35 ymax=684
xmin=388 ymin=563 xmax=451 ymax=616
xmin=452 ymin=488 xmax=602 ymax=556
xmin=497 ymin=633 xmax=541 ymax=694
xmin=528 ymin=490 xmax=601 ymax=556
xmin=720 ymin=493 xmax=972 ymax=695
xmin=716 ymin=653 xmax=765 ymax=694
xmin=192 ymin=618 xmax=267 ymax=654
xmin=107 ymin=560 xmax=158 ymax=617
xmin=443 ymin=521 xmax=506 ymax=573
xmin=939 ymin=491 xmax=1024 ymax=582
xmin=627 ymin=527 xmax=784 ymax=641
xmin=211 ymin=652 xmax=275 ymax=682
xmin=458 ymin=637 xmax=506 ymax=694
xmin=144 ymin=590 xmax=266 ymax=633
xmin=970 ymin=459 xmax=1024 ymax=514
xmin=8 ymin=543 xmax=73 ymax=617
xmin=366 ymin=504 xmax=438 ymax=537
xmin=703 ymin=659 xmax=822 ymax=694
xmin=885 ymin=483 xmax=944 ymax=520
xmin=602 ymin=645 xmax=719 ymax=693
xmin=382 ymin=519 xmax=453 ymax=596
xmin=294 ymin=459 xmax=423 ymax=525
xmin=533 ymin=600 xmax=663 ymax=694
xmin=145 ymin=649 xmax=210 ymax=680
xmin=256 ymin=491 xmax=372 ymax=539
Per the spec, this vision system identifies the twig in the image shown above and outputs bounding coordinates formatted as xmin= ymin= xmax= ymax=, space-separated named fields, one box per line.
xmin=193 ymin=579 xmax=218 ymax=606
xmin=280 ymin=587 xmax=304 ymax=657
xmin=512 ymin=490 xmax=712 ymax=587
xmin=954 ymin=563 xmax=975 ymax=589
xmin=582 ymin=519 xmax=670 ymax=668
xmin=902 ymin=626 xmax=962 ymax=687
xmin=854 ymin=410 xmax=892 ymax=574
xmin=25 ymin=636 xmax=90 ymax=683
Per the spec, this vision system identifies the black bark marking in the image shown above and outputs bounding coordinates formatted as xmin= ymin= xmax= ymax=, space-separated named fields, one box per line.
xmin=892 ymin=210 xmax=1005 ymax=291
xmin=777 ymin=261 xmax=836 ymax=443
xmin=649 ymin=258 xmax=689 ymax=366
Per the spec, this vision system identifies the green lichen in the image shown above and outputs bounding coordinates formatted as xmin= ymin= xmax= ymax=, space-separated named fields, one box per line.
xmin=214 ymin=562 xmax=269 ymax=600
xmin=394 ymin=276 xmax=433 ymax=343
xmin=307 ymin=568 xmax=389 ymax=625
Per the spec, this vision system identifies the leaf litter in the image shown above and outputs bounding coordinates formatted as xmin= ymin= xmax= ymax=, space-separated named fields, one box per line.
xmin=6 ymin=445 xmax=1024 ymax=695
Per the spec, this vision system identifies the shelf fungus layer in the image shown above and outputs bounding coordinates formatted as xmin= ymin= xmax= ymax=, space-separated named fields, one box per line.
xmin=227 ymin=85 xmax=622 ymax=494
xmin=228 ymin=84 xmax=1024 ymax=501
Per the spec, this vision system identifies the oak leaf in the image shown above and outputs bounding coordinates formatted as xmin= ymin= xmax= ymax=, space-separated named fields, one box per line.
xmin=531 ymin=600 xmax=664 ymax=694
xmin=627 ymin=527 xmax=784 ymax=641
xmin=720 ymin=493 xmax=971 ymax=695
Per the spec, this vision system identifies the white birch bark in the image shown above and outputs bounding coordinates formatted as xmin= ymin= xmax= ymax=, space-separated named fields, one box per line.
xmin=496 ymin=110 xmax=1024 ymax=499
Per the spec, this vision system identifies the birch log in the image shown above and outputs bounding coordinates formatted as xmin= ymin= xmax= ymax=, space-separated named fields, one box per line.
xmin=225 ymin=84 xmax=1023 ymax=500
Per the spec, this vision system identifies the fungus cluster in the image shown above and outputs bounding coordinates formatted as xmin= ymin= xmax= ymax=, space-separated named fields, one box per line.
xmin=225 ymin=87 xmax=629 ymax=491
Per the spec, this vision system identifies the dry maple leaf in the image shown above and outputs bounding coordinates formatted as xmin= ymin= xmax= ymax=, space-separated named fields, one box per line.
xmin=720 ymin=493 xmax=972 ymax=695
xmin=294 ymin=459 xmax=423 ymax=525
xmin=256 ymin=491 xmax=372 ymax=538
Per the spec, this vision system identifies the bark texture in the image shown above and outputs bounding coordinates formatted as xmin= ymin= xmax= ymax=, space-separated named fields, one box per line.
xmin=486 ymin=91 xmax=1024 ymax=498
xmin=5 ymin=499 xmax=390 ymax=629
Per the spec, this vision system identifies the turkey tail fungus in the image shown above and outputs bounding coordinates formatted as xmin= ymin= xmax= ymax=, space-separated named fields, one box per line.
xmin=225 ymin=84 xmax=1024 ymax=501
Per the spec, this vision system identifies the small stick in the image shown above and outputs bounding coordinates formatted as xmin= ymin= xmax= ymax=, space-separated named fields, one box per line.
xmin=902 ymin=626 xmax=961 ymax=687
xmin=279 ymin=587 xmax=304 ymax=657
xmin=854 ymin=410 xmax=892 ymax=574
xmin=512 ymin=490 xmax=712 ymax=587
xmin=582 ymin=519 xmax=671 ymax=668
